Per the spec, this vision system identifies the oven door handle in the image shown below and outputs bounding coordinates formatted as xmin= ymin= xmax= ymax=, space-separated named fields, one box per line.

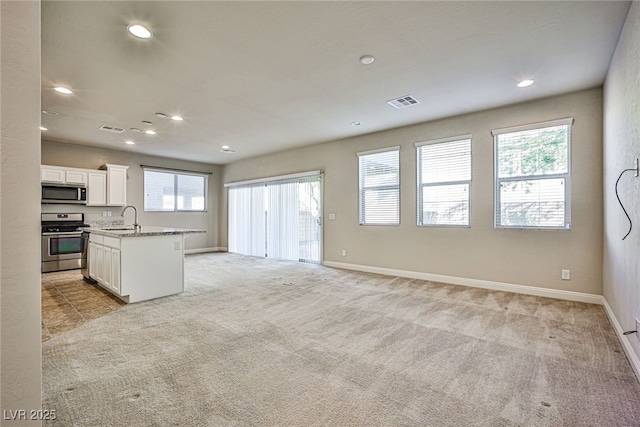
xmin=42 ymin=232 xmax=84 ymax=237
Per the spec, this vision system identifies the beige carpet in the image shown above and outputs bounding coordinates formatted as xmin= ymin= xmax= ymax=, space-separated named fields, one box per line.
xmin=43 ymin=253 xmax=640 ymax=426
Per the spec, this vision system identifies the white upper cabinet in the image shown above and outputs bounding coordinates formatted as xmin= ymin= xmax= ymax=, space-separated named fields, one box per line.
xmin=41 ymin=165 xmax=87 ymax=185
xmin=103 ymin=164 xmax=129 ymax=206
xmin=41 ymin=167 xmax=65 ymax=183
xmin=65 ymin=169 xmax=88 ymax=185
xmin=42 ymin=164 xmax=128 ymax=206
xmin=86 ymin=171 xmax=107 ymax=206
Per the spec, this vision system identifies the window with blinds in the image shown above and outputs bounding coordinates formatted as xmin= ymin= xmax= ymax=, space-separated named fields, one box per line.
xmin=143 ymin=169 xmax=208 ymax=212
xmin=493 ymin=118 xmax=572 ymax=229
xmin=358 ymin=147 xmax=400 ymax=225
xmin=416 ymin=136 xmax=471 ymax=226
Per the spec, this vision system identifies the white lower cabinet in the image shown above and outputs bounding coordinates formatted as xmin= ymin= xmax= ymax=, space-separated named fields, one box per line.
xmin=96 ymin=244 xmax=105 ymax=283
xmin=89 ymin=234 xmax=121 ymax=296
xmin=111 ymin=248 xmax=121 ymax=294
xmin=88 ymin=232 xmax=184 ymax=303
xmin=89 ymin=242 xmax=98 ymax=281
xmin=103 ymin=246 xmax=112 ymax=290
xmin=89 ymin=242 xmax=106 ymax=284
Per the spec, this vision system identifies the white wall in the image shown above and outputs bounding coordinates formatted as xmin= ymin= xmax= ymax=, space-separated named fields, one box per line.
xmin=41 ymin=140 xmax=222 ymax=251
xmin=603 ymin=1 xmax=640 ymax=365
xmin=1 ymin=1 xmax=43 ymax=424
xmin=223 ymin=89 xmax=604 ymax=295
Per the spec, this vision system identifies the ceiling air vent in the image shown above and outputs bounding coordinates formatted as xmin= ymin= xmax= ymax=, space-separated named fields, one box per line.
xmin=387 ymin=95 xmax=420 ymax=109
xmin=98 ymin=125 xmax=126 ymax=133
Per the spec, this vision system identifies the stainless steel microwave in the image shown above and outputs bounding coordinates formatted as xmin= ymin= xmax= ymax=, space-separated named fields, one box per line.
xmin=42 ymin=184 xmax=87 ymax=204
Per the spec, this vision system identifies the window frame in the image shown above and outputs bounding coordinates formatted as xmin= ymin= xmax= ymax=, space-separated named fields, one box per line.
xmin=492 ymin=118 xmax=573 ymax=230
xmin=357 ymin=146 xmax=401 ymax=226
xmin=415 ymin=135 xmax=472 ymax=228
xmin=143 ymin=168 xmax=209 ymax=213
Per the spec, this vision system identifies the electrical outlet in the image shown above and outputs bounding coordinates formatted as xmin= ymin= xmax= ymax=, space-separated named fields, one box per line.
xmin=341 ymin=249 xmax=347 ymax=257
xmin=561 ymin=269 xmax=571 ymax=280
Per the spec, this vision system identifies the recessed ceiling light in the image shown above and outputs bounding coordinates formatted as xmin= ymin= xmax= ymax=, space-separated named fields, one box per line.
xmin=155 ymin=112 xmax=167 ymax=118
xmin=221 ymin=145 xmax=230 ymax=150
xmin=42 ymin=110 xmax=59 ymax=115
xmin=351 ymin=121 xmax=362 ymax=126
xmin=517 ymin=79 xmax=535 ymax=88
xmin=171 ymin=115 xmax=184 ymax=121
xmin=125 ymin=140 xmax=135 ymax=145
xmin=127 ymin=24 xmax=152 ymax=39
xmin=145 ymin=130 xmax=156 ymax=135
xmin=54 ymin=86 xmax=73 ymax=95
xmin=359 ymin=55 xmax=375 ymax=65
xmin=40 ymin=126 xmax=48 ymax=131
xmin=130 ymin=128 xmax=141 ymax=132
xmin=142 ymin=120 xmax=153 ymax=125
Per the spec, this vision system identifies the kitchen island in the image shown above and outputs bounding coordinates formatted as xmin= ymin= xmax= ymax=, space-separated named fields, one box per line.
xmin=84 ymin=226 xmax=205 ymax=303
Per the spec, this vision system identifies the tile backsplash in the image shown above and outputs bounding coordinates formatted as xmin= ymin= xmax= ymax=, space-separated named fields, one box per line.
xmin=86 ymin=218 xmax=125 ymax=228
xmin=41 ymin=204 xmax=128 ymax=227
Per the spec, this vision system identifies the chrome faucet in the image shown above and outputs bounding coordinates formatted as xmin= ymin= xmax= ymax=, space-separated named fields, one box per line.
xmin=121 ymin=205 xmax=140 ymax=231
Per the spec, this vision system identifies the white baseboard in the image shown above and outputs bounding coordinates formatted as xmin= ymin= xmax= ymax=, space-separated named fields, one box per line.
xmin=322 ymin=260 xmax=603 ymax=305
xmin=601 ymin=298 xmax=640 ymax=382
xmin=185 ymin=247 xmax=227 ymax=255
xmin=323 ymin=260 xmax=640 ymax=384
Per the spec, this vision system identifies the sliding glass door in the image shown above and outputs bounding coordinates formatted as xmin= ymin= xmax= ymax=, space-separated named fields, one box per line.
xmin=228 ymin=184 xmax=265 ymax=257
xmin=297 ymin=175 xmax=322 ymax=263
xmin=228 ymin=173 xmax=322 ymax=263
xmin=266 ymin=179 xmax=300 ymax=261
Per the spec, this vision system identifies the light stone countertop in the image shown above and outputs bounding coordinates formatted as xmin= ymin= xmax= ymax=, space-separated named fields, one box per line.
xmin=86 ymin=226 xmax=206 ymax=238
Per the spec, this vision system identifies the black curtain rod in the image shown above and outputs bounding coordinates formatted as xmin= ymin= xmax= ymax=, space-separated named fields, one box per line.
xmin=140 ymin=164 xmax=212 ymax=175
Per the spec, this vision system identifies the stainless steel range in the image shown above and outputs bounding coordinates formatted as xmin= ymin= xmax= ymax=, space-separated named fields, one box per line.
xmin=41 ymin=213 xmax=89 ymax=273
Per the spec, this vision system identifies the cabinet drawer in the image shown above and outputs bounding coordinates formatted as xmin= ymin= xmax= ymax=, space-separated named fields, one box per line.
xmin=89 ymin=234 xmax=104 ymax=244
xmin=103 ymin=236 xmax=121 ymax=249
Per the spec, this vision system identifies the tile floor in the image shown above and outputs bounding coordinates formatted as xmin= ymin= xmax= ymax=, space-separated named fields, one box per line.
xmin=41 ymin=269 xmax=125 ymax=341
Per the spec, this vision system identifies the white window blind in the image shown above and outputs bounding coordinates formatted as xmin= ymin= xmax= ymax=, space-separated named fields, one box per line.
xmin=227 ymin=172 xmax=322 ymax=263
xmin=493 ymin=118 xmax=572 ymax=229
xmin=267 ymin=179 xmax=300 ymax=261
xmin=228 ymin=184 xmax=266 ymax=257
xmin=297 ymin=174 xmax=322 ymax=263
xmin=358 ymin=147 xmax=400 ymax=225
xmin=416 ymin=136 xmax=471 ymax=226
xmin=143 ymin=168 xmax=208 ymax=212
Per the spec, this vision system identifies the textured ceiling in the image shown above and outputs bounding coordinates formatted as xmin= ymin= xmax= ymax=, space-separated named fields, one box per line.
xmin=41 ymin=1 xmax=631 ymax=164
